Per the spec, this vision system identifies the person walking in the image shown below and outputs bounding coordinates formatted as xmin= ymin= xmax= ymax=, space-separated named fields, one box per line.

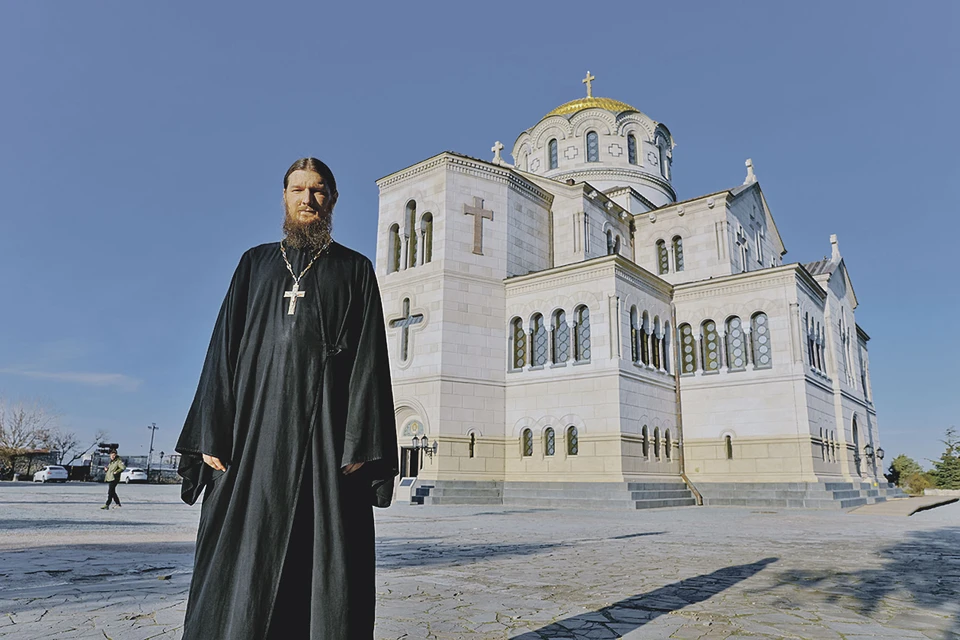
xmin=102 ymin=449 xmax=125 ymax=510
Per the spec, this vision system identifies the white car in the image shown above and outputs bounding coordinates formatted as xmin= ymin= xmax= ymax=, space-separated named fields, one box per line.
xmin=120 ymin=467 xmax=148 ymax=483
xmin=33 ymin=465 xmax=68 ymax=483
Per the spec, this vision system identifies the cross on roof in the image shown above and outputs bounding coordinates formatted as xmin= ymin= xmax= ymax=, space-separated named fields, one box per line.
xmin=582 ymin=71 xmax=596 ymax=98
xmin=491 ymin=140 xmax=504 ymax=164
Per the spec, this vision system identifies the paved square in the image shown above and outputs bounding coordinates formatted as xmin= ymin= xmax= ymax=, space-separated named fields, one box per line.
xmin=0 ymin=484 xmax=957 ymax=639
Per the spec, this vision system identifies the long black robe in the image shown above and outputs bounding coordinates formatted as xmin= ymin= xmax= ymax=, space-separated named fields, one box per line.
xmin=175 ymin=241 xmax=398 ymax=640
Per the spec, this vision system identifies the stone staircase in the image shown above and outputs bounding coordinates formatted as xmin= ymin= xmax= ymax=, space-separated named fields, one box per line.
xmin=411 ymin=480 xmax=696 ymax=510
xmin=696 ymin=481 xmax=908 ymax=510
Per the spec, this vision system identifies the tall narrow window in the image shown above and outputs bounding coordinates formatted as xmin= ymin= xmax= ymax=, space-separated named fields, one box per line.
xmin=389 ymin=224 xmax=401 ymax=273
xmin=627 ymin=134 xmax=637 ymax=164
xmin=672 ymin=236 xmax=684 ymax=272
xmin=820 ymin=428 xmax=826 ymax=461
xmin=531 ymin=313 xmax=547 ymax=367
xmin=552 ymin=310 xmax=569 ymax=364
xmin=406 ymin=201 xmax=417 ymax=268
xmin=642 ymin=425 xmax=649 ymax=458
xmin=511 ymin=317 xmax=526 ymax=370
xmin=662 ymin=321 xmax=671 ymax=374
xmin=640 ymin=312 xmax=650 ymax=365
xmin=702 ymin=320 xmax=720 ymax=372
xmin=586 ymin=131 xmax=599 ymax=162
xmin=606 ymin=230 xmax=614 ymax=255
xmin=679 ymin=323 xmax=697 ymax=374
xmin=651 ymin=317 xmax=662 ymax=370
xmin=657 ymin=240 xmax=669 ymax=274
xmin=574 ymin=305 xmax=591 ymax=361
xmin=657 ymin=134 xmax=669 ymax=179
xmin=614 ymin=235 xmax=621 ymax=255
xmin=544 ymin=427 xmax=556 ymax=456
xmin=521 ymin=429 xmax=533 ymax=457
xmin=566 ymin=426 xmax=579 ymax=455
xmin=726 ymin=316 xmax=746 ymax=370
xmin=665 ymin=430 xmax=672 ymax=460
xmin=469 ymin=433 xmax=476 ymax=458
xmin=725 ymin=435 xmax=734 ymax=460
xmin=630 ymin=307 xmax=640 ymax=363
xmin=751 ymin=312 xmax=772 ymax=368
xmin=756 ymin=227 xmax=765 ymax=265
xmin=654 ymin=427 xmax=661 ymax=460
xmin=548 ymin=138 xmax=559 ymax=170
xmin=421 ymin=213 xmax=433 ymax=264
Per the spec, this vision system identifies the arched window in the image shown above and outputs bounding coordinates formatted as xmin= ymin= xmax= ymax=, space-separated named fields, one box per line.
xmin=420 ymin=213 xmax=433 ymax=264
xmin=566 ymin=426 xmax=579 ymax=455
xmin=805 ymin=312 xmax=815 ymax=368
xmin=672 ymin=236 xmax=684 ymax=272
xmin=630 ymin=307 xmax=640 ymax=363
xmin=627 ymin=134 xmax=637 ymax=165
xmin=510 ymin=317 xmax=526 ymax=370
xmin=726 ymin=316 xmax=746 ymax=370
xmin=651 ymin=317 xmax=662 ymax=370
xmin=544 ymin=427 xmax=556 ymax=456
xmin=406 ymin=201 xmax=418 ymax=268
xmin=662 ymin=321 xmax=671 ymax=374
xmin=614 ymin=235 xmax=621 ymax=255
xmin=521 ymin=429 xmax=533 ymax=457
xmin=679 ymin=323 xmax=697 ymax=374
xmin=654 ymin=427 xmax=661 ymax=460
xmin=751 ymin=312 xmax=771 ymax=368
xmin=469 ymin=432 xmax=476 ymax=458
xmin=656 ymin=239 xmax=669 ymax=275
xmin=531 ymin=313 xmax=547 ymax=367
xmin=606 ymin=229 xmax=614 ymax=255
xmin=702 ymin=320 xmax=720 ymax=372
xmin=820 ymin=428 xmax=826 ymax=461
xmin=586 ymin=131 xmax=599 ymax=162
xmin=552 ymin=310 xmax=569 ymax=364
xmin=665 ymin=429 xmax=672 ymax=460
xmin=641 ymin=425 xmax=649 ymax=458
xmin=725 ymin=435 xmax=734 ymax=460
xmin=389 ymin=224 xmax=401 ymax=273
xmin=548 ymin=138 xmax=559 ymax=170
xmin=656 ymin=134 xmax=670 ymax=179
xmin=640 ymin=311 xmax=650 ymax=365
xmin=574 ymin=305 xmax=591 ymax=361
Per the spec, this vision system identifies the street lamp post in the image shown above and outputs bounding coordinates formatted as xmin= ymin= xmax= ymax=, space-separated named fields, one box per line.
xmin=146 ymin=423 xmax=158 ymax=475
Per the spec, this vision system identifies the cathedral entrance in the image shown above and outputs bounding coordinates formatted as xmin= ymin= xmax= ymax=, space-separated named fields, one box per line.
xmin=399 ymin=447 xmax=420 ymax=478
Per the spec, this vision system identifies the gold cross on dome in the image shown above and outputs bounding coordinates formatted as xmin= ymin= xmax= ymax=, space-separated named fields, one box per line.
xmin=582 ymin=71 xmax=596 ymax=98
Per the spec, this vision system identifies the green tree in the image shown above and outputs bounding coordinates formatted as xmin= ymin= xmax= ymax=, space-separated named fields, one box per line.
xmin=885 ymin=454 xmax=923 ymax=486
xmin=932 ymin=427 xmax=960 ymax=490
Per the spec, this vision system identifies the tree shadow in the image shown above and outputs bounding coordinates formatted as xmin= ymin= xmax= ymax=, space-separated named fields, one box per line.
xmin=769 ymin=526 xmax=960 ymax=634
xmin=510 ymin=557 xmax=779 ymax=639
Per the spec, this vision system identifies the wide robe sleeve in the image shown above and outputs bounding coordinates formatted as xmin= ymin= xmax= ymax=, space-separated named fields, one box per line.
xmin=175 ymin=251 xmax=251 ymax=505
xmin=340 ymin=257 xmax=399 ymax=507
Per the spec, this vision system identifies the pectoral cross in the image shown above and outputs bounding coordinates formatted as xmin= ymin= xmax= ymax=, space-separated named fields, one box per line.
xmin=284 ymin=283 xmax=306 ymax=315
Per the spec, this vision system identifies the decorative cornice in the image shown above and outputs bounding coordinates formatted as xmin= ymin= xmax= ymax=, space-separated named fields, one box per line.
xmin=673 ymin=265 xmax=826 ymax=303
xmin=547 ymin=167 xmax=677 ymax=200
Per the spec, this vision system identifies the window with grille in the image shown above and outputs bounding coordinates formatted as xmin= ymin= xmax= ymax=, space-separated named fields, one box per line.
xmin=672 ymin=236 xmax=684 ymax=272
xmin=679 ymin=323 xmax=696 ymax=373
xmin=522 ymin=429 xmax=533 ymax=457
xmin=657 ymin=240 xmax=669 ymax=274
xmin=511 ymin=318 xmax=526 ymax=370
xmin=702 ymin=320 xmax=720 ymax=372
xmin=627 ymin=134 xmax=637 ymax=164
xmin=751 ymin=312 xmax=772 ymax=368
xmin=531 ymin=314 xmax=547 ymax=367
xmin=574 ymin=306 xmax=591 ymax=361
xmin=549 ymin=138 xmax=558 ymax=170
xmin=726 ymin=316 xmax=746 ymax=370
xmin=544 ymin=428 xmax=555 ymax=456
xmin=586 ymin=131 xmax=599 ymax=162
xmin=552 ymin=311 xmax=569 ymax=363
xmin=566 ymin=426 xmax=579 ymax=455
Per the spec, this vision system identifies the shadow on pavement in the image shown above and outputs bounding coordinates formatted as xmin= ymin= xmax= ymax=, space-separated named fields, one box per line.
xmin=510 ymin=557 xmax=779 ymax=639
xmin=0 ymin=519 xmax=158 ymax=530
xmin=771 ymin=526 xmax=960 ymax=634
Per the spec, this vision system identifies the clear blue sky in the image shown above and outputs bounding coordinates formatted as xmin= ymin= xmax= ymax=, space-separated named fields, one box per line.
xmin=0 ymin=2 xmax=956 ymax=468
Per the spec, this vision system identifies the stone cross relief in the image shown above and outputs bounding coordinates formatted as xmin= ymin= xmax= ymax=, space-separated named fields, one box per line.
xmin=463 ymin=197 xmax=494 ymax=255
xmin=388 ymin=298 xmax=424 ymax=361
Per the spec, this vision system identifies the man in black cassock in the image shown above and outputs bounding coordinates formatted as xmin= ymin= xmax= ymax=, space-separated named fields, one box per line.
xmin=175 ymin=157 xmax=398 ymax=640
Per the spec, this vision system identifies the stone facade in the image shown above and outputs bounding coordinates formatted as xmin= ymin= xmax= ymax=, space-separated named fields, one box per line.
xmin=373 ymin=77 xmax=887 ymax=499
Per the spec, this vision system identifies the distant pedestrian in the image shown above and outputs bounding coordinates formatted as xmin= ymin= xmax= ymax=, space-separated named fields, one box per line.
xmin=101 ymin=450 xmax=125 ymax=510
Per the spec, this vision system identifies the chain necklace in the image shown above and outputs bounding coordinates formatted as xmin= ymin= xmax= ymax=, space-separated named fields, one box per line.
xmin=280 ymin=239 xmax=330 ymax=315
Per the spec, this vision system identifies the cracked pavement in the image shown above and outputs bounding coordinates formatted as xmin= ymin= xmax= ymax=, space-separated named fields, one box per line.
xmin=0 ymin=484 xmax=957 ymax=639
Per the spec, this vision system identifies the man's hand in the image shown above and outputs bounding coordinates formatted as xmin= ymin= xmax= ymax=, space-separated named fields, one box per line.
xmin=202 ymin=454 xmax=227 ymax=471
xmin=342 ymin=462 xmax=364 ymax=475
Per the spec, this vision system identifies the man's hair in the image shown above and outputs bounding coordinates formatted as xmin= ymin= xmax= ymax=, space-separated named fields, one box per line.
xmin=109 ymin=449 xmax=117 ymax=454
xmin=283 ymin=158 xmax=337 ymax=196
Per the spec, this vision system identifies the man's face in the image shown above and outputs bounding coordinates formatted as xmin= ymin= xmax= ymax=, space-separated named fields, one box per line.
xmin=110 ymin=452 xmax=117 ymax=460
xmin=283 ymin=170 xmax=336 ymax=225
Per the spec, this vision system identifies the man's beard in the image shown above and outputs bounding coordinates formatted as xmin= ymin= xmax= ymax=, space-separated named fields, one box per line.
xmin=283 ymin=206 xmax=333 ymax=251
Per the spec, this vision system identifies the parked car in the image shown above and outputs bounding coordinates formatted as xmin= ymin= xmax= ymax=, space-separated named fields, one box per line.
xmin=120 ymin=467 xmax=148 ymax=484
xmin=33 ymin=465 xmax=68 ymax=483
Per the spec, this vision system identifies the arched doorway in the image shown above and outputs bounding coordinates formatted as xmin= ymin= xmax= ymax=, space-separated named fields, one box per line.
xmin=399 ymin=418 xmax=425 ymax=478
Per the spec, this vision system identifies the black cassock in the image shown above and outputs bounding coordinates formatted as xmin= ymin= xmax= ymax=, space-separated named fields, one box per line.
xmin=175 ymin=241 xmax=398 ymax=640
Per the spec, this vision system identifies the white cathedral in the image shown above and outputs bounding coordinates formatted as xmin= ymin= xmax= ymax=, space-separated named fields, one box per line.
xmin=374 ymin=73 xmax=901 ymax=508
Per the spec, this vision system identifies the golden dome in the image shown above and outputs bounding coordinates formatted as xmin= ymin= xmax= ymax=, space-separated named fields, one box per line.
xmin=545 ymin=96 xmax=639 ymax=118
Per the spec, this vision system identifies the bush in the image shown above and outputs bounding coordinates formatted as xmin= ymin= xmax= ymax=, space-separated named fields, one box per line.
xmin=903 ymin=471 xmax=936 ymax=495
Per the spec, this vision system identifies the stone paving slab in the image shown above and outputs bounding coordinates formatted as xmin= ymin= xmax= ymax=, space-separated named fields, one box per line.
xmin=1 ymin=483 xmax=958 ymax=639
xmin=849 ymin=496 xmax=959 ymax=517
